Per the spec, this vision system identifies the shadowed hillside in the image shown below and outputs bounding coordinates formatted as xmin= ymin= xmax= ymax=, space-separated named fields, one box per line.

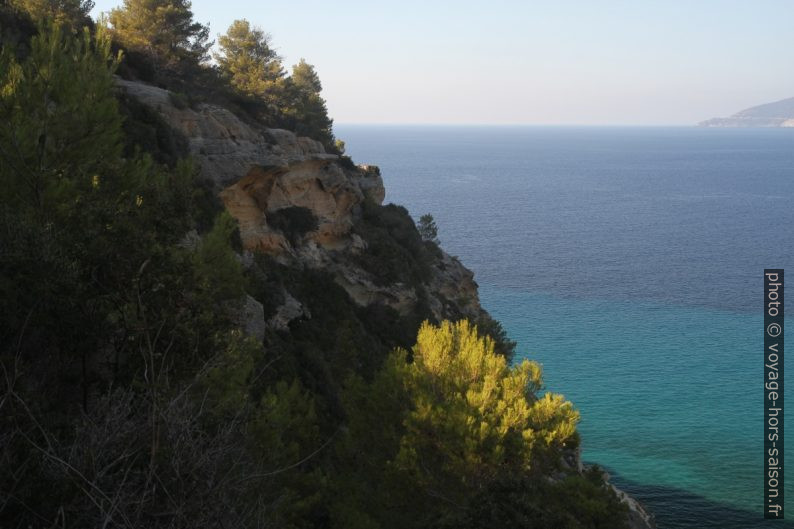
xmin=0 ymin=2 xmax=653 ymax=528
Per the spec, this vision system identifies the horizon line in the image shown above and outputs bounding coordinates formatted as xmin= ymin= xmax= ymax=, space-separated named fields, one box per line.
xmin=334 ymin=122 xmax=699 ymax=127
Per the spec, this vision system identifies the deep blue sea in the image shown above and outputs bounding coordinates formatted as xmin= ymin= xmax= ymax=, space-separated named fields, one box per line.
xmin=336 ymin=125 xmax=794 ymax=529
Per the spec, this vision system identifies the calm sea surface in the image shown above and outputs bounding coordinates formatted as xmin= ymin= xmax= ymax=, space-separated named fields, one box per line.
xmin=337 ymin=125 xmax=794 ymax=529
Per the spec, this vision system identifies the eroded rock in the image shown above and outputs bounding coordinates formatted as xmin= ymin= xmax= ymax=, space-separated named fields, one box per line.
xmin=117 ymin=79 xmax=485 ymax=329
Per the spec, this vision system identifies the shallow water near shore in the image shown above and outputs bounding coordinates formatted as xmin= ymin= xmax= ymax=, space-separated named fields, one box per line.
xmin=338 ymin=124 xmax=794 ymax=528
xmin=482 ymin=287 xmax=794 ymax=528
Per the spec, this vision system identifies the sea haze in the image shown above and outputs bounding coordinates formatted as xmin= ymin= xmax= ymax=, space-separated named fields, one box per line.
xmin=337 ymin=125 xmax=794 ymax=529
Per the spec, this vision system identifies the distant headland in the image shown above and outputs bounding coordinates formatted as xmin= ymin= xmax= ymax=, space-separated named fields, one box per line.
xmin=699 ymin=96 xmax=794 ymax=127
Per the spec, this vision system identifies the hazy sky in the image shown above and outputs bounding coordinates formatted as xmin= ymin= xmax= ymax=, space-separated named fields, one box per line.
xmin=92 ymin=0 xmax=794 ymax=125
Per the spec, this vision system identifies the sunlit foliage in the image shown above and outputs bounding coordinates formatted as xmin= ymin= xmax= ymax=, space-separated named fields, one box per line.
xmin=393 ymin=320 xmax=579 ymax=500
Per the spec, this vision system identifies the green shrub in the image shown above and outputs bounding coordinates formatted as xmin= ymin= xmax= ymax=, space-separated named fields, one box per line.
xmin=118 ymin=91 xmax=191 ymax=167
xmin=353 ymin=202 xmax=433 ymax=286
xmin=475 ymin=313 xmax=518 ymax=361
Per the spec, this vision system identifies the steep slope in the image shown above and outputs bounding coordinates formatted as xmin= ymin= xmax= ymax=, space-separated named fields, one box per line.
xmin=699 ymin=96 xmax=794 ymax=127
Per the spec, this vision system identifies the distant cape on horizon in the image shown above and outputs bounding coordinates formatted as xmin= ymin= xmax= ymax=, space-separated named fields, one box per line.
xmin=699 ymin=96 xmax=794 ymax=127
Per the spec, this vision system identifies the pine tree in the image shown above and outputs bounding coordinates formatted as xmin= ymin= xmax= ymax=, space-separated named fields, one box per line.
xmin=108 ymin=0 xmax=210 ymax=67
xmin=417 ymin=213 xmax=439 ymax=244
xmin=292 ymin=57 xmax=322 ymax=93
xmin=0 ymin=22 xmax=122 ymax=213
xmin=391 ymin=320 xmax=580 ymax=502
xmin=289 ymin=58 xmax=334 ymax=147
xmin=215 ymin=18 xmax=284 ymax=101
xmin=8 ymin=0 xmax=93 ymax=31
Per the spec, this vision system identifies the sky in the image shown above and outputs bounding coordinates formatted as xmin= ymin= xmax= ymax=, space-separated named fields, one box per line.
xmin=91 ymin=0 xmax=794 ymax=125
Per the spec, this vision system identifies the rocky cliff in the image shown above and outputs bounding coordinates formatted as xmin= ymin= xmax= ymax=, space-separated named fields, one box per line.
xmin=117 ymin=78 xmax=655 ymax=529
xmin=699 ymin=96 xmax=794 ymax=127
xmin=116 ymin=79 xmax=484 ymax=333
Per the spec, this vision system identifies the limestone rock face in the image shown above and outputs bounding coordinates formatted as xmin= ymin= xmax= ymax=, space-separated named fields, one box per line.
xmin=267 ymin=291 xmax=310 ymax=331
xmin=239 ymin=295 xmax=266 ymax=342
xmin=427 ymin=253 xmax=482 ymax=319
xmin=117 ymin=79 xmax=378 ymax=254
xmin=117 ymin=79 xmax=485 ymax=328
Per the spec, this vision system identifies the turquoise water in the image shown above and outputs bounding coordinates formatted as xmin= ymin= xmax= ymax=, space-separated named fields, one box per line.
xmin=482 ymin=288 xmax=794 ymax=528
xmin=337 ymin=125 xmax=794 ymax=528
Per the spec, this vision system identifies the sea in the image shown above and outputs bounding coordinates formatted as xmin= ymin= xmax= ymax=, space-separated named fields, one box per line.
xmin=336 ymin=124 xmax=794 ymax=529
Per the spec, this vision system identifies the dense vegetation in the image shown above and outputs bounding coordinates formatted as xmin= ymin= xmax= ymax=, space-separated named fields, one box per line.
xmin=0 ymin=2 xmax=629 ymax=528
